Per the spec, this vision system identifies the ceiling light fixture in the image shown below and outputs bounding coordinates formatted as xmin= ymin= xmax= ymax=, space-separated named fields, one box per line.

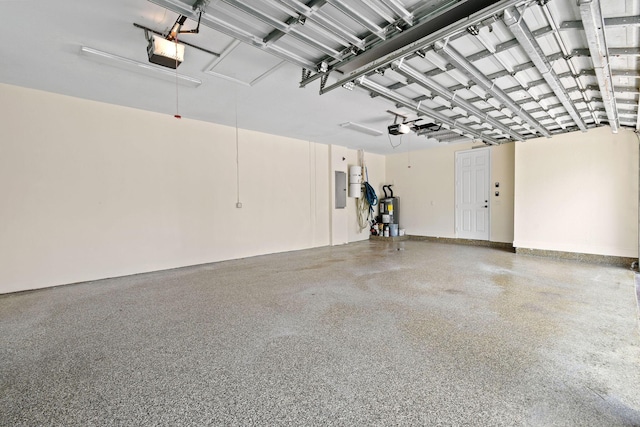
xmin=340 ymin=122 xmax=384 ymax=136
xmin=80 ymin=46 xmax=201 ymax=87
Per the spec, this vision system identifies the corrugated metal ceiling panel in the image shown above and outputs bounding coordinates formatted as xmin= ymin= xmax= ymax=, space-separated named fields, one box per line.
xmin=149 ymin=0 xmax=639 ymax=143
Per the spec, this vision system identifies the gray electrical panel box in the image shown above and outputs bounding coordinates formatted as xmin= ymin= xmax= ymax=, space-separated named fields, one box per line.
xmin=335 ymin=171 xmax=346 ymax=209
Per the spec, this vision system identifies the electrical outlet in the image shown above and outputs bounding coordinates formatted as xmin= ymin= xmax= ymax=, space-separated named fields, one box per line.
xmin=236 ymin=202 xmax=242 ymax=208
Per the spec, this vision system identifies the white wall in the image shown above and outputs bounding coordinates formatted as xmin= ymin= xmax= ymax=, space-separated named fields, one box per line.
xmin=385 ymin=142 xmax=515 ymax=243
xmin=514 ymin=127 xmax=638 ymax=257
xmin=0 ymin=83 xmax=352 ymax=293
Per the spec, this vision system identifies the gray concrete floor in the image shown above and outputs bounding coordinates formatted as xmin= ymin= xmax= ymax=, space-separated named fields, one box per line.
xmin=1 ymin=241 xmax=639 ymax=426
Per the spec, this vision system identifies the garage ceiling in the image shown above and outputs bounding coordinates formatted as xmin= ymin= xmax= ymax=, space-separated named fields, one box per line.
xmin=1 ymin=0 xmax=638 ymax=154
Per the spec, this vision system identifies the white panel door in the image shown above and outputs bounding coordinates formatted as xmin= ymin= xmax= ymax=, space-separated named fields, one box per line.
xmin=455 ymin=148 xmax=490 ymax=240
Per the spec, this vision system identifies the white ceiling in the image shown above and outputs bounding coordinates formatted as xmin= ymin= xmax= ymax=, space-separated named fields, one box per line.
xmin=1 ymin=0 xmax=638 ymax=155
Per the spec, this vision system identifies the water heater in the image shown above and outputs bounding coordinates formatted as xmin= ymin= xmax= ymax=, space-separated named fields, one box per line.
xmin=379 ymin=185 xmax=399 ymax=226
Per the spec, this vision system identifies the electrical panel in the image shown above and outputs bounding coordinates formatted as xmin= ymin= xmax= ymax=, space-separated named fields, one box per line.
xmin=335 ymin=171 xmax=346 ymax=209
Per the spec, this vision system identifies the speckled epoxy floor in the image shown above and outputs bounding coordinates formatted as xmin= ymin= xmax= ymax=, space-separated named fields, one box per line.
xmin=1 ymin=241 xmax=639 ymax=426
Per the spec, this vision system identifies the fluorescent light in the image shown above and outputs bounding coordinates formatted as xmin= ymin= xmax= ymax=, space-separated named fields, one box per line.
xmin=340 ymin=122 xmax=384 ymax=136
xmin=80 ymin=46 xmax=201 ymax=88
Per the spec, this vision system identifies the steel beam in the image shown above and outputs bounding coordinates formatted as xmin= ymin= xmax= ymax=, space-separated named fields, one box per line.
xmin=503 ymin=7 xmax=588 ymax=132
xmin=574 ymin=47 xmax=640 ymax=56
xmin=317 ymin=0 xmax=522 ymax=95
xmin=578 ymin=0 xmax=620 ymax=132
xmin=560 ymin=15 xmax=640 ymax=30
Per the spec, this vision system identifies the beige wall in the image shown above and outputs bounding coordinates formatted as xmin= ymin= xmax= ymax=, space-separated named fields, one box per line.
xmin=4 ymin=82 xmax=634 ymax=294
xmin=514 ymin=127 xmax=638 ymax=257
xmin=490 ymin=142 xmax=515 ymax=243
xmin=329 ymin=144 xmax=348 ymax=245
xmin=385 ymin=142 xmax=515 ymax=243
xmin=0 ymin=83 xmax=382 ymax=293
xmin=329 ymin=145 xmax=386 ymax=245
